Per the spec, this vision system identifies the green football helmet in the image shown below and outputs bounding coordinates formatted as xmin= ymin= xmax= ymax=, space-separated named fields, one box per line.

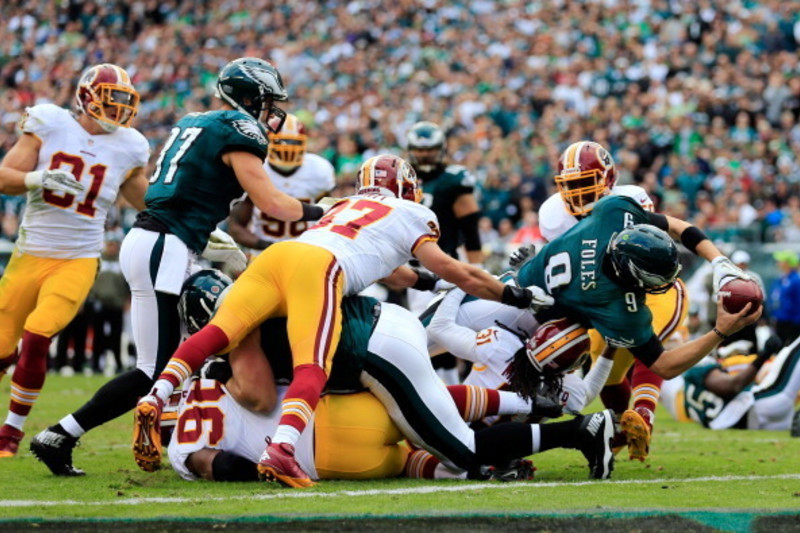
xmin=608 ymin=224 xmax=681 ymax=294
xmin=406 ymin=121 xmax=446 ymax=173
xmin=215 ymin=57 xmax=288 ymax=132
xmin=178 ymin=269 xmax=233 ymax=335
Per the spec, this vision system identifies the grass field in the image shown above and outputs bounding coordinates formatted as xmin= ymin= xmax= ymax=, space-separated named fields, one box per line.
xmin=0 ymin=374 xmax=799 ymax=532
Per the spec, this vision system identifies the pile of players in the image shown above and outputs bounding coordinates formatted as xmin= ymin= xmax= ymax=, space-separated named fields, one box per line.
xmin=1 ymin=58 xmax=790 ymax=490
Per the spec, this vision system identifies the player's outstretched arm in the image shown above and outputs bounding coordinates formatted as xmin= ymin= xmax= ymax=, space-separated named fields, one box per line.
xmin=226 ymin=151 xmax=323 ymax=222
xmin=648 ymin=299 xmax=762 ymax=379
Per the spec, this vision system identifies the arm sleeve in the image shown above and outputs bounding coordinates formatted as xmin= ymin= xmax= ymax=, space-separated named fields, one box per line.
xmin=629 ymin=334 xmax=665 ymax=367
xmin=426 ymin=288 xmax=489 ymax=364
xmin=582 ymin=357 xmax=614 ymax=406
xmin=645 ymin=212 xmax=669 ymax=231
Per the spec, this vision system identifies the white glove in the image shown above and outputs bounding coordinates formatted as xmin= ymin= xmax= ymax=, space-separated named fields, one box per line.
xmin=316 ymin=196 xmax=340 ymax=216
xmin=202 ymin=228 xmax=248 ymax=273
xmin=527 ymin=284 xmax=555 ymax=313
xmin=711 ymin=256 xmax=751 ymax=293
xmin=509 ymin=244 xmax=536 ymax=269
xmin=25 ymin=169 xmax=86 ymax=195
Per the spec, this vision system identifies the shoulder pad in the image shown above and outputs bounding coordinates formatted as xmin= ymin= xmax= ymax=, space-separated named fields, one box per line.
xmin=225 ymin=114 xmax=268 ymax=147
xmin=444 ymin=165 xmax=476 ymax=188
xmin=18 ymin=104 xmax=69 ymax=136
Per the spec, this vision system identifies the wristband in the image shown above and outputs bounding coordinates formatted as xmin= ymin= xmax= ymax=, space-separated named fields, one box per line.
xmin=411 ymin=268 xmax=439 ymax=291
xmin=712 ymin=327 xmax=728 ymax=341
xmin=501 ymin=285 xmax=531 ymax=309
xmin=680 ymin=226 xmax=709 ymax=253
xmin=300 ymin=203 xmax=324 ymax=221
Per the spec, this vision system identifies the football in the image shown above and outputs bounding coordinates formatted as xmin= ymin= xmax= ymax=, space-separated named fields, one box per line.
xmin=719 ymin=278 xmax=763 ymax=315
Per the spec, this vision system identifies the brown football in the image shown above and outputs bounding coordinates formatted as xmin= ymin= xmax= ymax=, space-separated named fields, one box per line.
xmin=719 ymin=278 xmax=763 ymax=315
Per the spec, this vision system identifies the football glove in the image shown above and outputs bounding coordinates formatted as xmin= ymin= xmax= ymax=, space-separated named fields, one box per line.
xmin=316 ymin=196 xmax=340 ymax=215
xmin=711 ymin=256 xmax=751 ymax=294
xmin=202 ymin=228 xmax=248 ymax=273
xmin=25 ymin=169 xmax=86 ymax=195
xmin=509 ymin=244 xmax=537 ymax=269
xmin=501 ymin=284 xmax=554 ymax=311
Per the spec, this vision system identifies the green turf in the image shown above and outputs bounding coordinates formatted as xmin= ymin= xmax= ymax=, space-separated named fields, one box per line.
xmin=0 ymin=374 xmax=798 ymax=531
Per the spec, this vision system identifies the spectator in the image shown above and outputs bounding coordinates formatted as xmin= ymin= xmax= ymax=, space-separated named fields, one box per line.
xmin=768 ymin=250 xmax=800 ymax=345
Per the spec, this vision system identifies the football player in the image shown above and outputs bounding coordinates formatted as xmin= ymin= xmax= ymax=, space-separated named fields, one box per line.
xmin=227 ymin=113 xmax=335 ymax=253
xmin=167 ymin=270 xmax=616 ymax=483
xmin=516 ymin=207 xmax=761 ymax=397
xmin=0 ymin=63 xmax=150 ymax=458
xmin=406 ymin=121 xmax=483 ymax=383
xmin=660 ymin=335 xmax=800 ymax=432
xmin=29 ymin=57 xmax=327 ymax=475
xmin=135 ymin=154 xmax=545 ymax=487
xmin=514 ymin=140 xmax=740 ymax=461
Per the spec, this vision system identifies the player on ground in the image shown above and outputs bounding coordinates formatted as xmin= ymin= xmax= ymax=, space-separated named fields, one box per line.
xmin=135 ymin=154 xmax=546 ymax=487
xmin=228 ymin=113 xmax=335 ymax=253
xmin=29 ymin=57 xmax=327 ymax=476
xmin=660 ymin=335 xmax=800 ymax=431
xmin=167 ymin=271 xmax=615 ymax=483
xmin=406 ymin=121 xmax=482 ymax=382
xmin=0 ymin=63 xmax=149 ymax=458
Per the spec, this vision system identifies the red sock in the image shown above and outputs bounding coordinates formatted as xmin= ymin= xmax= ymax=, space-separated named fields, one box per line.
xmin=600 ymin=380 xmax=631 ymax=415
xmin=276 ymin=364 xmax=327 ymax=435
xmin=630 ymin=360 xmax=662 ymax=413
xmin=158 ymin=325 xmax=230 ymax=389
xmin=447 ymin=385 xmax=501 ymax=422
xmin=404 ymin=449 xmax=440 ymax=479
xmin=9 ymin=332 xmax=50 ymax=417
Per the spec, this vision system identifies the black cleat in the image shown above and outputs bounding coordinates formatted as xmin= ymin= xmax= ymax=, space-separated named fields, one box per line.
xmin=488 ymin=458 xmax=535 ymax=482
xmin=30 ymin=428 xmax=85 ymax=477
xmin=578 ymin=409 xmax=616 ymax=480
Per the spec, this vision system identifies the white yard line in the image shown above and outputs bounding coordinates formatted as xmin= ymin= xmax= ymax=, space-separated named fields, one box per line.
xmin=3 ymin=473 xmax=800 ymax=508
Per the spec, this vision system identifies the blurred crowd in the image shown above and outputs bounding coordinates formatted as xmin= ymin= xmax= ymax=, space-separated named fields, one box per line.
xmin=3 ymin=1 xmax=800 ymax=251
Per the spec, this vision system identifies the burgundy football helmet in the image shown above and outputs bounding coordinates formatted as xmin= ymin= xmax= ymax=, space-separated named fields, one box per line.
xmin=75 ymin=63 xmax=139 ymax=132
xmin=555 ymin=140 xmax=617 ymax=217
xmin=356 ymin=154 xmax=422 ymax=203
xmin=526 ymin=317 xmax=591 ymax=374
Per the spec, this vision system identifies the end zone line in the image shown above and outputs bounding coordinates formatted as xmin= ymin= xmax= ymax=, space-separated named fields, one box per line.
xmin=2 ymin=473 xmax=800 ymax=508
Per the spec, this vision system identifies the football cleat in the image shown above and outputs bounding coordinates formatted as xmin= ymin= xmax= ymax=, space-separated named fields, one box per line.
xmin=489 ymin=458 xmax=536 ymax=482
xmin=257 ymin=440 xmax=315 ymax=488
xmin=620 ymin=406 xmax=654 ymax=462
xmin=578 ymin=409 xmax=617 ymax=480
xmin=30 ymin=428 xmax=85 ymax=476
xmin=132 ymin=394 xmax=164 ymax=472
xmin=0 ymin=424 xmax=24 ymax=458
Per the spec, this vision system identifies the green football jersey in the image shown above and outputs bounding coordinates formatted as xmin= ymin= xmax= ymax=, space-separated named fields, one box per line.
xmin=683 ymin=363 xmax=751 ymax=427
xmin=144 ymin=109 xmax=269 ymax=253
xmin=516 ymin=195 xmax=653 ymax=349
xmin=419 ymin=164 xmax=476 ymax=257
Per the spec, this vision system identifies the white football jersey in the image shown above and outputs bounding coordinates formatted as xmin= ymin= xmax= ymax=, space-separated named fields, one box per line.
xmin=250 ymin=153 xmax=335 ymax=244
xmin=168 ymin=379 xmax=317 ymax=481
xmin=538 ymin=185 xmax=654 ymax=243
xmin=462 ymin=327 xmax=521 ymax=390
xmin=16 ymin=104 xmax=149 ymax=259
xmin=297 ymin=194 xmax=440 ymax=295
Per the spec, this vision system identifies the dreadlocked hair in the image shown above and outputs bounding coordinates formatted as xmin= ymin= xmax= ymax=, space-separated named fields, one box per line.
xmin=504 ymin=347 xmax=543 ymax=403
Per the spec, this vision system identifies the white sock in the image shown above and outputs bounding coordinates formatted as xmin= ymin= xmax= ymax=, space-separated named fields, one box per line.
xmin=152 ymin=380 xmax=174 ymax=404
xmin=5 ymin=412 xmax=26 ymax=431
xmin=530 ymin=424 xmax=541 ymax=454
xmin=434 ymin=463 xmax=468 ymax=479
xmin=272 ymin=425 xmax=301 ymax=446
xmin=497 ymin=390 xmax=532 ymax=416
xmin=58 ymin=415 xmax=86 ymax=438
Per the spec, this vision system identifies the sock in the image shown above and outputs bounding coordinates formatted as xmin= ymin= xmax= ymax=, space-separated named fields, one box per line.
xmin=272 ymin=364 xmax=327 ymax=446
xmin=538 ymin=417 xmax=583 ymax=451
xmin=497 ymin=390 xmax=533 ymax=416
xmin=154 ymin=325 xmax=230 ymax=402
xmin=6 ymin=331 xmax=50 ymax=430
xmin=70 ymin=368 xmax=153 ymax=433
xmin=630 ymin=361 xmax=662 ymax=413
xmin=474 ymin=422 xmax=534 ymax=466
xmin=404 ymin=449 xmax=441 ymax=479
xmin=51 ymin=421 xmax=81 ymax=439
xmin=600 ymin=380 xmax=631 ymax=415
xmin=446 ymin=385 xmax=501 ymax=421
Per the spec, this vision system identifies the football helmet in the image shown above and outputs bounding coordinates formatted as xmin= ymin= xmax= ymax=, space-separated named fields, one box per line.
xmin=356 ymin=154 xmax=422 ymax=203
xmin=75 ymin=64 xmax=139 ymax=132
xmin=178 ymin=269 xmax=233 ymax=335
xmin=406 ymin=121 xmax=446 ymax=173
xmin=215 ymin=57 xmax=288 ymax=132
xmin=555 ymin=141 xmax=617 ymax=217
xmin=526 ymin=318 xmax=591 ymax=374
xmin=267 ymin=113 xmax=307 ymax=171
xmin=608 ymin=224 xmax=681 ymax=294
